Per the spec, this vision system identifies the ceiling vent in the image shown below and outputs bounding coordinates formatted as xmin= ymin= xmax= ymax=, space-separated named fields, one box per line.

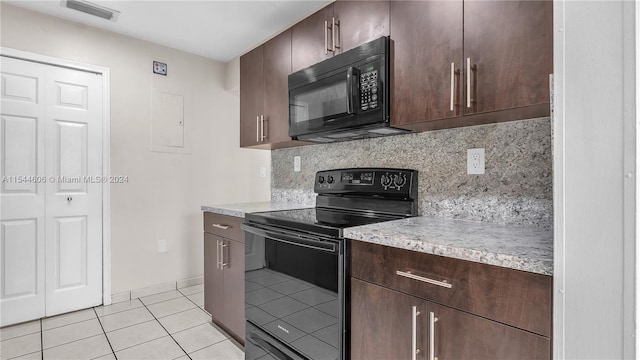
xmin=61 ymin=0 xmax=120 ymax=22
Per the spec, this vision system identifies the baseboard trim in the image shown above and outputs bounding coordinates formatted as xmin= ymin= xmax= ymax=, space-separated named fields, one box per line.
xmin=112 ymin=275 xmax=205 ymax=304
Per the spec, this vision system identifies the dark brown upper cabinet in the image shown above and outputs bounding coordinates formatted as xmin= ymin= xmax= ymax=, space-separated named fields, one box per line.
xmin=240 ymin=30 xmax=307 ymax=149
xmin=390 ymin=0 xmax=552 ymax=132
xmin=291 ymin=1 xmax=390 ymax=73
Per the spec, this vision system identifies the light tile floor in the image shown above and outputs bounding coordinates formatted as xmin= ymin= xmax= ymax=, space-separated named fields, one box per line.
xmin=0 ymin=284 xmax=244 ymax=360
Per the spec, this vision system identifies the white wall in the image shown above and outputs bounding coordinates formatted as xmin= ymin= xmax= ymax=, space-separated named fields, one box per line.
xmin=554 ymin=1 xmax=636 ymax=358
xmin=0 ymin=4 xmax=271 ymax=295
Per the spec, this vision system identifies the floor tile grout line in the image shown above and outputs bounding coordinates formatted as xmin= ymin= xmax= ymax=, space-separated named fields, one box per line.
xmin=93 ymin=307 xmax=117 ymax=360
xmin=140 ymin=299 xmax=192 ymax=360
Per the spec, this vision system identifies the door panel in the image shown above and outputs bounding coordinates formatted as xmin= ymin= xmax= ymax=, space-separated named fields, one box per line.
xmin=333 ymin=0 xmax=390 ymax=54
xmin=1 ymin=115 xmax=38 ymax=193
xmin=55 ymin=120 xmax=88 ymax=193
xmin=390 ymin=0 xmax=463 ymax=126
xmin=204 ymin=233 xmax=224 ymax=322
xmin=291 ymin=5 xmax=334 ymax=72
xmin=463 ymin=0 xmax=553 ymax=114
xmin=239 ymin=46 xmax=264 ymax=147
xmin=351 ymin=279 xmax=426 ymax=360
xmin=54 ymin=216 xmax=87 ymax=289
xmin=0 ymin=57 xmax=47 ymax=326
xmin=45 ymin=65 xmax=103 ymax=316
xmin=429 ymin=301 xmax=551 ymax=359
xmin=223 ymin=238 xmax=245 ymax=340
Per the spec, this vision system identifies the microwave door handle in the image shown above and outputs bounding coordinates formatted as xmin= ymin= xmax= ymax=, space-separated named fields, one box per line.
xmin=346 ymin=66 xmax=357 ymax=115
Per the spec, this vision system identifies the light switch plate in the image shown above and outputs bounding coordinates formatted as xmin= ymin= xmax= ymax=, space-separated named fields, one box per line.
xmin=260 ymin=167 xmax=267 ymax=178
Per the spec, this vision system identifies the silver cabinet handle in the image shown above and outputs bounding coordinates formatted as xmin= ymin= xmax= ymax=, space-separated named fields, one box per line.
xmin=324 ymin=20 xmax=329 ymax=54
xmin=332 ymin=17 xmax=340 ymax=53
xmin=450 ymin=62 xmax=455 ymax=111
xmin=260 ymin=115 xmax=266 ymax=141
xmin=466 ymin=57 xmax=471 ymax=108
xmin=256 ymin=115 xmax=260 ymax=142
xmin=396 ymin=270 xmax=452 ymax=289
xmin=412 ymin=306 xmax=421 ymax=360
xmin=429 ymin=311 xmax=438 ymax=360
xmin=211 ymin=223 xmax=230 ymax=230
xmin=67 ymin=196 xmax=73 ymax=201
xmin=220 ymin=241 xmax=228 ymax=268
xmin=216 ymin=239 xmax=220 ymax=270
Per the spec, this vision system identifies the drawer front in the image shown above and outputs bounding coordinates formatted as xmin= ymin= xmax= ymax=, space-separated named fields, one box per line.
xmin=203 ymin=212 xmax=244 ymax=242
xmin=351 ymin=240 xmax=552 ymax=337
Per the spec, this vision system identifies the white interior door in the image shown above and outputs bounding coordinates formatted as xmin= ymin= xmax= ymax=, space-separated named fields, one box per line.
xmin=0 ymin=57 xmax=47 ymax=326
xmin=44 ymin=64 xmax=103 ymax=316
xmin=0 ymin=56 xmax=103 ymax=324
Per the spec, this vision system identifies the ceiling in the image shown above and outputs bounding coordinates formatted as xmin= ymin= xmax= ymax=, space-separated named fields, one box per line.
xmin=5 ymin=0 xmax=332 ymax=62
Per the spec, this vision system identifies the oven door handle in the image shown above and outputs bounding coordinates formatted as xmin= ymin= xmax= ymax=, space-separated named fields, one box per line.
xmin=250 ymin=333 xmax=295 ymax=360
xmin=242 ymin=223 xmax=338 ymax=254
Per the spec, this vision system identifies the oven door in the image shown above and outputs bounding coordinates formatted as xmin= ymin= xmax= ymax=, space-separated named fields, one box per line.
xmin=242 ymin=223 xmax=344 ymax=360
xmin=289 ymin=66 xmax=360 ymax=138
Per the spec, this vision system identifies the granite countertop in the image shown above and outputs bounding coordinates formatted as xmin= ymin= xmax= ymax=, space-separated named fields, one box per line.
xmin=201 ymin=201 xmax=312 ymax=218
xmin=344 ymin=217 xmax=553 ymax=276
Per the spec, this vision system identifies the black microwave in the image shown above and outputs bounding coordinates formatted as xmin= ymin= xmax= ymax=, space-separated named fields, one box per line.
xmin=288 ymin=36 xmax=409 ymax=143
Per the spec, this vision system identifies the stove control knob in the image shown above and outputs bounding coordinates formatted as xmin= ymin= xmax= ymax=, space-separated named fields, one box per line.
xmin=318 ymin=175 xmax=325 ymax=184
xmin=327 ymin=175 xmax=335 ymax=184
xmin=381 ymin=174 xmax=392 ymax=187
xmin=394 ymin=174 xmax=406 ymax=187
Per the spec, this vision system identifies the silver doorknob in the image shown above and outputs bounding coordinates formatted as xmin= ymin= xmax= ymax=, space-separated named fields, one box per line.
xmin=67 ymin=196 xmax=72 ymax=201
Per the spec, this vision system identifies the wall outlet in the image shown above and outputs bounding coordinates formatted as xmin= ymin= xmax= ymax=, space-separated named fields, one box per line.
xmin=294 ymin=156 xmax=301 ymax=172
xmin=467 ymin=148 xmax=485 ymax=175
xmin=157 ymin=239 xmax=167 ymax=253
xmin=259 ymin=167 xmax=267 ymax=178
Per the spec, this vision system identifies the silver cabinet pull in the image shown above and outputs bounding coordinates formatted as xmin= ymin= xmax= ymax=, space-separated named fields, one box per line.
xmin=260 ymin=115 xmax=266 ymax=141
xmin=396 ymin=270 xmax=452 ymax=289
xmin=325 ymin=20 xmax=329 ymax=54
xmin=412 ymin=306 xmax=421 ymax=360
xmin=450 ymin=62 xmax=455 ymax=111
xmin=466 ymin=57 xmax=471 ymax=108
xmin=216 ymin=240 xmax=221 ymax=270
xmin=332 ymin=17 xmax=340 ymax=53
xmin=256 ymin=115 xmax=260 ymax=142
xmin=220 ymin=241 xmax=228 ymax=268
xmin=211 ymin=223 xmax=230 ymax=230
xmin=67 ymin=196 xmax=73 ymax=201
xmin=429 ymin=311 xmax=438 ymax=360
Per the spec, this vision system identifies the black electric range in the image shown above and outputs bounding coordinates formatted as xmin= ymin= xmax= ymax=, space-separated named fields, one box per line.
xmin=242 ymin=168 xmax=418 ymax=360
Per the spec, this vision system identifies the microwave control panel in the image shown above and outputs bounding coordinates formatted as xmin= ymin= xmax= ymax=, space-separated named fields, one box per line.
xmin=359 ymin=66 xmax=379 ymax=112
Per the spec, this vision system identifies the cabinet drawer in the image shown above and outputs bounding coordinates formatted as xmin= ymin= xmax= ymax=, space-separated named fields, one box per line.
xmin=351 ymin=240 xmax=552 ymax=337
xmin=203 ymin=212 xmax=244 ymax=242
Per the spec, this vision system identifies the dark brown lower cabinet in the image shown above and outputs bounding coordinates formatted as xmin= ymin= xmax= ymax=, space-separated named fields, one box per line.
xmin=203 ymin=213 xmax=245 ymax=343
xmin=351 ymin=279 xmax=551 ymax=360
xmin=351 ymin=278 xmax=426 ymax=360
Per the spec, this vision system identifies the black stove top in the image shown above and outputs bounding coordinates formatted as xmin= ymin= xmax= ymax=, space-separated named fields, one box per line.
xmin=245 ymin=168 xmax=419 ymax=238
xmin=244 ymin=207 xmax=406 ymax=238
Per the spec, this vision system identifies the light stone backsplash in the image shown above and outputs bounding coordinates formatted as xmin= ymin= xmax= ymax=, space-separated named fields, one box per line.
xmin=272 ymin=117 xmax=553 ymax=228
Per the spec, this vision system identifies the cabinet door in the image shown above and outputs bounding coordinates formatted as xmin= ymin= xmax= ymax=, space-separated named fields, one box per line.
xmin=240 ymin=46 xmax=264 ymax=147
xmin=291 ymin=5 xmax=334 ymax=72
xmin=351 ymin=279 xmax=426 ymax=360
xmin=333 ymin=0 xmax=390 ymax=54
xmin=204 ymin=233 xmax=224 ymax=321
xmin=463 ymin=0 xmax=553 ymax=115
xmin=222 ymin=238 xmax=245 ymax=341
xmin=429 ymin=302 xmax=551 ymax=360
xmin=390 ymin=0 xmax=463 ymax=127
xmin=262 ymin=29 xmax=292 ymax=144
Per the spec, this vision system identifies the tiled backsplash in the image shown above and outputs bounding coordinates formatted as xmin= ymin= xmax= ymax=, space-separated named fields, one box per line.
xmin=272 ymin=117 xmax=552 ymax=228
